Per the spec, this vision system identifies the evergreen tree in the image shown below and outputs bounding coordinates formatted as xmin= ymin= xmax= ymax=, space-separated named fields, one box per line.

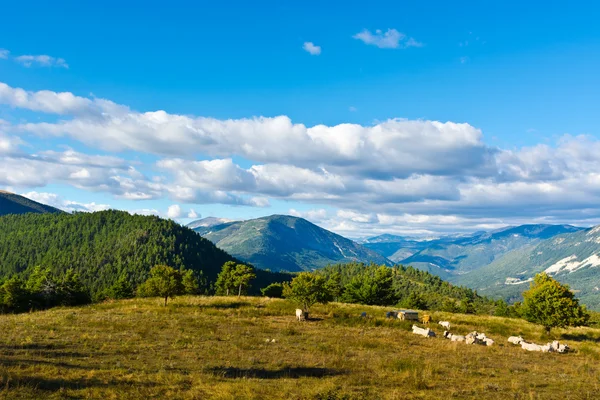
xmin=522 ymin=273 xmax=590 ymax=333
xmin=58 ymin=269 xmax=91 ymax=306
xmin=260 ymin=282 xmax=284 ymax=298
xmin=402 ymin=291 xmax=428 ymax=310
xmin=107 ymin=275 xmax=134 ymax=300
xmin=343 ymin=266 xmax=395 ymax=306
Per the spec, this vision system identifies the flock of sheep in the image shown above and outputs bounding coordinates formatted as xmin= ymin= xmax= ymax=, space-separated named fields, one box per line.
xmin=411 ymin=321 xmax=569 ymax=353
xmin=294 ymin=309 xmax=570 ymax=354
xmin=508 ymin=336 xmax=569 ymax=353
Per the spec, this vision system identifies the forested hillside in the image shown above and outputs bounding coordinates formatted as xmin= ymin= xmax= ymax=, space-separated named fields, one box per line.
xmin=0 ymin=210 xmax=289 ymax=298
xmin=318 ymin=262 xmax=499 ymax=314
xmin=0 ymin=191 xmax=62 ymax=216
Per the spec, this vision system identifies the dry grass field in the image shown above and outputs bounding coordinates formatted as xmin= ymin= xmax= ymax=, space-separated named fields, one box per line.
xmin=1 ymin=296 xmax=599 ymax=399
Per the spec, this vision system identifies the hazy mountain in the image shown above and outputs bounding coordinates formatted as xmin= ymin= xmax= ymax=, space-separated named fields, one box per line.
xmin=187 ymin=217 xmax=234 ymax=231
xmin=400 ymin=224 xmax=584 ymax=278
xmin=453 ymin=226 xmax=600 ymax=310
xmin=0 ymin=191 xmax=62 ymax=216
xmin=191 ymin=214 xmax=392 ymax=272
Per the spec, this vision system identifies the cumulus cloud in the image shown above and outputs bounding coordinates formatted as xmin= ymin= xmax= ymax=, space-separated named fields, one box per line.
xmin=21 ymin=191 xmax=111 ymax=213
xmin=303 ymin=42 xmax=321 ymax=55
xmin=1 ymin=81 xmax=496 ymax=180
xmin=5 ymin=81 xmax=600 ymax=235
xmin=14 ymin=54 xmax=69 ymax=68
xmin=167 ymin=204 xmax=182 ymax=219
xmin=188 ymin=209 xmax=199 ymax=219
xmin=353 ymin=29 xmax=422 ymax=49
xmin=0 ymin=49 xmax=9 ymax=59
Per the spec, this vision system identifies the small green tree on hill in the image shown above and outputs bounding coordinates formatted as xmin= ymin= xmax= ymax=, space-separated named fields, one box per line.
xmin=232 ymin=264 xmax=256 ymax=297
xmin=283 ymin=272 xmax=331 ymax=314
xmin=261 ymin=282 xmax=284 ymax=298
xmin=0 ymin=276 xmax=29 ymax=312
xmin=137 ymin=265 xmax=185 ymax=306
xmin=522 ymin=273 xmax=589 ymax=333
xmin=182 ymin=270 xmax=200 ymax=295
xmin=215 ymin=261 xmax=237 ymax=295
xmin=107 ymin=275 xmax=134 ymax=300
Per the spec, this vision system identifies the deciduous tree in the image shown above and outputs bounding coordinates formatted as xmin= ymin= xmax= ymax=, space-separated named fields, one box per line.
xmin=522 ymin=273 xmax=589 ymax=333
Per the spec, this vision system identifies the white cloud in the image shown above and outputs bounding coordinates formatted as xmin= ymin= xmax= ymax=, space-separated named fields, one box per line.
xmin=303 ymin=42 xmax=321 ymax=55
xmin=21 ymin=191 xmax=111 ymax=213
xmin=353 ymin=29 xmax=422 ymax=49
xmin=14 ymin=54 xmax=69 ymax=68
xmin=167 ymin=204 xmax=182 ymax=219
xmin=6 ymin=81 xmax=600 ymax=235
xmin=188 ymin=209 xmax=199 ymax=219
xmin=0 ymin=49 xmax=9 ymax=59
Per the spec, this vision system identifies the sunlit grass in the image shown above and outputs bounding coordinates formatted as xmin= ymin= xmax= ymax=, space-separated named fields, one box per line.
xmin=1 ymin=296 xmax=599 ymax=399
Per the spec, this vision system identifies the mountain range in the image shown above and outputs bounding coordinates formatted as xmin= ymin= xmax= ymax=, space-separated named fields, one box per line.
xmin=3 ymin=191 xmax=600 ymax=309
xmin=0 ymin=191 xmax=62 ymax=216
xmin=189 ymin=215 xmax=391 ymax=272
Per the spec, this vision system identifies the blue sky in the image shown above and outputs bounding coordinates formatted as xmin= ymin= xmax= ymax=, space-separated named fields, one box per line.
xmin=1 ymin=1 xmax=600 ymax=237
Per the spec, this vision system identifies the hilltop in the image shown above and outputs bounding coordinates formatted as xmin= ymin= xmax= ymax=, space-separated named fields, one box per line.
xmin=0 ymin=210 xmax=288 ymax=297
xmin=190 ymin=215 xmax=391 ymax=272
xmin=0 ymin=191 xmax=62 ymax=216
xmin=0 ymin=296 xmax=598 ymax=399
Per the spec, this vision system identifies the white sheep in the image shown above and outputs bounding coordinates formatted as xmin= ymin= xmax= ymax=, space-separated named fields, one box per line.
xmin=521 ymin=341 xmax=544 ymax=352
xmin=508 ymin=336 xmax=524 ymax=345
xmin=443 ymin=331 xmax=465 ymax=342
xmin=412 ymin=325 xmax=435 ymax=338
xmin=295 ymin=309 xmax=305 ymax=321
xmin=438 ymin=321 xmax=451 ymax=329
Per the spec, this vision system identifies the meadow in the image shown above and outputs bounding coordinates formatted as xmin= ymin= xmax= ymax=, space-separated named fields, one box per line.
xmin=1 ymin=296 xmax=599 ymax=399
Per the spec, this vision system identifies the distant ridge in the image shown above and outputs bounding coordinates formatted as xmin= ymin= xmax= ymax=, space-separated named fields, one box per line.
xmin=190 ymin=214 xmax=392 ymax=272
xmin=0 ymin=191 xmax=62 ymax=216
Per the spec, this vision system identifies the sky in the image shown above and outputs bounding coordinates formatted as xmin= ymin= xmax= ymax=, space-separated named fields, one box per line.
xmin=2 ymin=0 xmax=600 ymax=238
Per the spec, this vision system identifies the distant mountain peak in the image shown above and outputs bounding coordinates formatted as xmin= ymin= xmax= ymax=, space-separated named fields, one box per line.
xmin=187 ymin=217 xmax=234 ymax=230
xmin=190 ymin=214 xmax=391 ymax=272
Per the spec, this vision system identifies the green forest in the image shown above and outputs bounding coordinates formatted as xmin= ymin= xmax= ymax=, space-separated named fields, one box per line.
xmin=0 ymin=210 xmax=289 ymax=300
xmin=316 ymin=262 xmax=503 ymax=314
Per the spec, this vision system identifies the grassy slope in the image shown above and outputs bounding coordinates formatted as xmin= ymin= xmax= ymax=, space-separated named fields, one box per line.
xmin=1 ymin=297 xmax=599 ymax=399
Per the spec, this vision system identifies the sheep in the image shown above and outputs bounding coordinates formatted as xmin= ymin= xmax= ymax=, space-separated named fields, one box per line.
xmin=465 ymin=331 xmax=491 ymax=345
xmin=521 ymin=341 xmax=545 ymax=352
xmin=443 ymin=331 xmax=465 ymax=342
xmin=549 ymin=340 xmax=569 ymax=353
xmin=438 ymin=321 xmax=451 ymax=329
xmin=412 ymin=325 xmax=435 ymax=338
xmin=295 ymin=309 xmax=305 ymax=321
xmin=360 ymin=312 xmax=367 ymax=318
xmin=508 ymin=336 xmax=524 ymax=345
